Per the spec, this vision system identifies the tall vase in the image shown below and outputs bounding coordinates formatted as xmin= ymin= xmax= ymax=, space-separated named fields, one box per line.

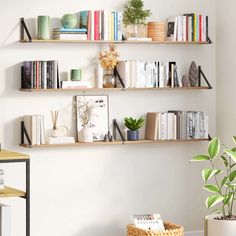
xmin=38 ymin=16 xmax=51 ymax=40
xmin=103 ymin=69 xmax=116 ymax=88
xmin=78 ymin=126 xmax=93 ymax=143
xmin=131 ymin=24 xmax=139 ymax=38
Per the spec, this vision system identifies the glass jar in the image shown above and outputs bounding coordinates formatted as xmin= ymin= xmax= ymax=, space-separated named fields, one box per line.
xmin=103 ymin=69 xmax=116 ymax=88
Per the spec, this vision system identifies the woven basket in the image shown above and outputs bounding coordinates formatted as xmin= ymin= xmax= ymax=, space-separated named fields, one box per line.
xmin=147 ymin=22 xmax=165 ymax=41
xmin=127 ymin=222 xmax=184 ymax=236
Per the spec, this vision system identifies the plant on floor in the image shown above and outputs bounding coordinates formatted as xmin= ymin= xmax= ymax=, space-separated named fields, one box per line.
xmin=190 ymin=137 xmax=236 ymax=220
xmin=124 ymin=116 xmax=144 ymax=141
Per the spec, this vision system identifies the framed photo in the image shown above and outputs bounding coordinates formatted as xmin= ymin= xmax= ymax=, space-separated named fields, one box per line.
xmin=76 ymin=95 xmax=109 ymax=141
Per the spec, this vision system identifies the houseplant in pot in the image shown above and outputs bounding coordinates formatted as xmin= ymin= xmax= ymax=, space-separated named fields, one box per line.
xmin=124 ymin=116 xmax=144 ymax=141
xmin=123 ymin=0 xmax=152 ymax=39
xmin=190 ymin=137 xmax=236 ymax=236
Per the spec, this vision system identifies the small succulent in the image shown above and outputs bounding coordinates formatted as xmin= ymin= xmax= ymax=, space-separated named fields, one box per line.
xmin=124 ymin=116 xmax=144 ymax=131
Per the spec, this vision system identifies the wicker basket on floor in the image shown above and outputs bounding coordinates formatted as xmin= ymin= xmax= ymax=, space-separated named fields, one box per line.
xmin=127 ymin=222 xmax=184 ymax=236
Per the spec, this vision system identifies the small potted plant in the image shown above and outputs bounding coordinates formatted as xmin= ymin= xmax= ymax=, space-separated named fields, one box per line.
xmin=99 ymin=44 xmax=119 ymax=88
xmin=190 ymin=137 xmax=236 ymax=236
xmin=123 ymin=0 xmax=152 ymax=38
xmin=124 ymin=116 xmax=144 ymax=141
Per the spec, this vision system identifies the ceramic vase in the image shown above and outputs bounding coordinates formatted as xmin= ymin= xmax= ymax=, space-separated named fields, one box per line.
xmin=127 ymin=130 xmax=139 ymax=141
xmin=38 ymin=16 xmax=51 ymax=40
xmin=78 ymin=126 xmax=93 ymax=143
xmin=61 ymin=14 xmax=77 ymax=29
xmin=103 ymin=69 xmax=116 ymax=88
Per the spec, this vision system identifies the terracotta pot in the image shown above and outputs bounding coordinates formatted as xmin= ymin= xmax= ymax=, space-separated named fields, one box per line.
xmin=205 ymin=215 xmax=236 ymax=236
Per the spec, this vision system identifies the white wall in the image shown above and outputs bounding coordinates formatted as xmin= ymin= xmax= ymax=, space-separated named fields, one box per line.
xmin=0 ymin=0 xmax=216 ymax=235
xmin=216 ymin=0 xmax=236 ymax=145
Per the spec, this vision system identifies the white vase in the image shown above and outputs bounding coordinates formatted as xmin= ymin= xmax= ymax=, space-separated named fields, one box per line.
xmin=78 ymin=127 xmax=93 ymax=143
xmin=205 ymin=215 xmax=236 ymax=236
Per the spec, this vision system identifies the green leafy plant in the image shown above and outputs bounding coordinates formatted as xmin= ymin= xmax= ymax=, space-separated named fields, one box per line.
xmin=123 ymin=0 xmax=152 ymax=25
xmin=190 ymin=137 xmax=236 ymax=219
xmin=124 ymin=116 xmax=144 ymax=131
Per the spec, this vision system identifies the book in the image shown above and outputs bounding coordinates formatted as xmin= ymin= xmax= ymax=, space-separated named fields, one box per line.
xmin=0 ymin=204 xmax=11 ymax=236
xmin=61 ymin=81 xmax=92 ymax=89
xmin=145 ymin=112 xmax=159 ymax=140
xmin=47 ymin=137 xmax=75 ymax=144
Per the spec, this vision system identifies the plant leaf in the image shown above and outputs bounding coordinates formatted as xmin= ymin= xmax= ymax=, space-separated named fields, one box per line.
xmin=223 ymin=193 xmax=234 ymax=205
xmin=206 ymin=195 xmax=224 ymax=209
xmin=229 ymin=170 xmax=236 ymax=182
xmin=208 ymin=137 xmax=220 ymax=159
xmin=221 ymin=176 xmax=229 ymax=187
xmin=202 ymin=169 xmax=220 ymax=183
xmin=210 ymin=209 xmax=223 ymax=215
xmin=230 ymin=163 xmax=236 ymax=169
xmin=190 ymin=155 xmax=210 ymax=162
xmin=221 ymin=156 xmax=228 ymax=167
xmin=233 ymin=136 xmax=236 ymax=144
xmin=225 ymin=149 xmax=236 ymax=163
xmin=204 ymin=184 xmax=220 ymax=193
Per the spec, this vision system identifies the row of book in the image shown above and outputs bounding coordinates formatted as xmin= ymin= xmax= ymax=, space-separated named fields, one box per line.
xmin=116 ymin=61 xmax=183 ymax=88
xmin=22 ymin=61 xmax=59 ymax=89
xmin=167 ymin=13 xmax=209 ymax=42
xmin=77 ymin=10 xmax=123 ymax=41
xmin=0 ymin=169 xmax=4 ymax=190
xmin=145 ymin=111 xmax=209 ymax=141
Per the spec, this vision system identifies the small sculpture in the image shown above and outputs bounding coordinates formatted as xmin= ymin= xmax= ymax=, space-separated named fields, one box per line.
xmin=189 ymin=61 xmax=198 ymax=87
xmin=182 ymin=75 xmax=189 ymax=87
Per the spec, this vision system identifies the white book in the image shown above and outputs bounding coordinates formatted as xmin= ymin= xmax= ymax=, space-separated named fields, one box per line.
xmin=173 ymin=114 xmax=177 ymax=140
xmin=159 ymin=63 xmax=164 ymax=88
xmin=176 ymin=66 xmax=182 ymax=87
xmin=40 ymin=116 xmax=45 ymax=145
xmin=103 ymin=11 xmax=109 ymax=41
xmin=91 ymin=11 xmax=94 ymax=40
xmin=52 ymin=60 xmax=58 ymax=89
xmin=202 ymin=15 xmax=206 ymax=42
xmin=183 ymin=16 xmax=187 ymax=42
xmin=31 ymin=115 xmax=37 ymax=145
xmin=61 ymin=81 xmax=92 ymax=89
xmin=177 ymin=16 xmax=183 ymax=42
xmin=188 ymin=16 xmax=192 ymax=42
xmin=203 ymin=113 xmax=209 ymax=139
xmin=41 ymin=61 xmax=47 ymax=89
xmin=117 ymin=12 xmax=123 ymax=41
xmin=165 ymin=62 xmax=169 ymax=87
xmin=180 ymin=112 xmax=187 ymax=140
xmin=47 ymin=137 xmax=75 ymax=144
xmin=53 ymin=34 xmax=87 ymax=40
xmin=155 ymin=62 xmax=158 ymax=87
xmin=116 ymin=61 xmax=131 ymax=88
xmin=162 ymin=113 xmax=168 ymax=140
xmin=158 ymin=113 xmax=162 ymax=140
xmin=0 ymin=204 xmax=11 ymax=236
xmin=167 ymin=113 xmax=174 ymax=140
xmin=36 ymin=115 xmax=41 ymax=145
xmin=24 ymin=115 xmax=37 ymax=145
xmin=130 ymin=60 xmax=137 ymax=88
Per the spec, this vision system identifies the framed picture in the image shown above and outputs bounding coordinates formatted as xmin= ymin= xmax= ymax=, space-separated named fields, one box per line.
xmin=76 ymin=95 xmax=109 ymax=141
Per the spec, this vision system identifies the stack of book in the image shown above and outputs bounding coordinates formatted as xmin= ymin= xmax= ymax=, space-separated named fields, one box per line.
xmin=78 ymin=10 xmax=123 ymax=41
xmin=167 ymin=14 xmax=209 ymax=42
xmin=0 ymin=204 xmax=11 ymax=236
xmin=116 ymin=61 xmax=182 ymax=88
xmin=61 ymin=81 xmax=92 ymax=89
xmin=52 ymin=28 xmax=87 ymax=40
xmin=145 ymin=111 xmax=209 ymax=140
xmin=0 ymin=169 xmax=4 ymax=190
xmin=47 ymin=137 xmax=75 ymax=144
xmin=23 ymin=115 xmax=45 ymax=145
xmin=21 ymin=60 xmax=59 ymax=89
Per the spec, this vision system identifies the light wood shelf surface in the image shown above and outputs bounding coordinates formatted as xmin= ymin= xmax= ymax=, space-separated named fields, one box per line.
xmin=0 ymin=150 xmax=29 ymax=160
xmin=19 ymin=86 xmax=211 ymax=92
xmin=0 ymin=186 xmax=26 ymax=198
xmin=20 ymin=139 xmax=209 ymax=148
xmin=19 ymin=39 xmax=211 ymax=45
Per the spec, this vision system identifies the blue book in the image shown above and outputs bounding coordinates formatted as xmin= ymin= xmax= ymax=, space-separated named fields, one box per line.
xmin=113 ymin=12 xmax=118 ymax=41
xmin=79 ymin=11 xmax=89 ymax=29
xmin=58 ymin=28 xmax=87 ymax=33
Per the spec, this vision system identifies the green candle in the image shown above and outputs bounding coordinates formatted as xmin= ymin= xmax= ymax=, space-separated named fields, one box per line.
xmin=38 ymin=16 xmax=51 ymax=40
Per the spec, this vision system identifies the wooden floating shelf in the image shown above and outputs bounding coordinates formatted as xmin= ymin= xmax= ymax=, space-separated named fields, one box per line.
xmin=20 ymin=139 xmax=209 ymax=148
xmin=19 ymin=86 xmax=211 ymax=92
xmin=0 ymin=186 xmax=26 ymax=198
xmin=0 ymin=149 xmax=29 ymax=160
xmin=19 ymin=39 xmax=211 ymax=45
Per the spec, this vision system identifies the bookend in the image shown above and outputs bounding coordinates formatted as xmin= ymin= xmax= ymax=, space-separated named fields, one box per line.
xmin=114 ymin=67 xmax=125 ymax=89
xmin=207 ymin=36 xmax=213 ymax=44
xmin=20 ymin=18 xmax=32 ymax=42
xmin=113 ymin=119 xmax=126 ymax=142
xmin=21 ymin=121 xmax=32 ymax=147
xmin=198 ymin=66 xmax=213 ymax=89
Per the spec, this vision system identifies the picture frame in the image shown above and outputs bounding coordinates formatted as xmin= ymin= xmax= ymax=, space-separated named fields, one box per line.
xmin=75 ymin=95 xmax=109 ymax=141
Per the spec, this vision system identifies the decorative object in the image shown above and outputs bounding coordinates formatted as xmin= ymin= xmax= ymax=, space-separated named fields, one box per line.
xmin=127 ymin=222 xmax=184 ymax=236
xmin=99 ymin=45 xmax=119 ymax=88
xmin=123 ymin=0 xmax=152 ymax=38
xmin=71 ymin=69 xmax=82 ymax=81
xmin=61 ymin=14 xmax=77 ymax=29
xmin=182 ymin=74 xmax=189 ymax=87
xmin=76 ymin=95 xmax=109 ymax=141
xmin=124 ymin=116 xmax=144 ymax=141
xmin=191 ymin=137 xmax=236 ymax=236
xmin=189 ymin=61 xmax=198 ymax=87
xmin=147 ymin=22 xmax=165 ymax=41
xmin=37 ymin=16 xmax=51 ymax=40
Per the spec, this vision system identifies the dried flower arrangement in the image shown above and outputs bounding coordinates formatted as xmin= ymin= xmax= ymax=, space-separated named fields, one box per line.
xmin=99 ymin=44 xmax=119 ymax=70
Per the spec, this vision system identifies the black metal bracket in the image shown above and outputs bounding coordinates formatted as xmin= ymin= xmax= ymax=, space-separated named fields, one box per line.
xmin=207 ymin=36 xmax=212 ymax=44
xmin=113 ymin=119 xmax=126 ymax=142
xmin=208 ymin=134 xmax=212 ymax=141
xmin=198 ymin=66 xmax=213 ymax=89
xmin=114 ymin=67 xmax=125 ymax=89
xmin=20 ymin=18 xmax=32 ymax=42
xmin=21 ymin=121 xmax=32 ymax=147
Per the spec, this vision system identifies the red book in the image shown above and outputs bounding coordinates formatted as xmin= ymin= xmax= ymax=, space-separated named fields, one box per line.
xmin=94 ymin=10 xmax=100 ymax=40
xmin=199 ymin=15 xmax=202 ymax=42
xmin=87 ymin=11 xmax=91 ymax=40
xmin=186 ymin=16 xmax=188 ymax=42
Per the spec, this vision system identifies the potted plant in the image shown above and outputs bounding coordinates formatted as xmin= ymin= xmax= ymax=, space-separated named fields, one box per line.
xmin=190 ymin=137 xmax=236 ymax=236
xmin=124 ymin=116 xmax=144 ymax=141
xmin=123 ymin=0 xmax=152 ymax=38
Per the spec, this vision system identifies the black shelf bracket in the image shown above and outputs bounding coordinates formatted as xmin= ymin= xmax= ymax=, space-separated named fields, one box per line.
xmin=20 ymin=18 xmax=32 ymax=42
xmin=198 ymin=66 xmax=213 ymax=89
xmin=208 ymin=134 xmax=213 ymax=141
xmin=207 ymin=36 xmax=213 ymax=44
xmin=113 ymin=119 xmax=126 ymax=142
xmin=114 ymin=67 xmax=125 ymax=89
xmin=21 ymin=121 xmax=32 ymax=147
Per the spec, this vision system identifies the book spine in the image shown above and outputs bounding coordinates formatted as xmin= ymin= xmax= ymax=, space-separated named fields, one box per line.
xmin=199 ymin=15 xmax=202 ymax=42
xmin=87 ymin=10 xmax=91 ymax=40
xmin=111 ymin=12 xmax=115 ymax=40
xmin=194 ymin=14 xmax=197 ymax=41
xmin=117 ymin=12 xmax=123 ymax=41
xmin=91 ymin=11 xmax=94 ymax=40
xmin=186 ymin=16 xmax=188 ymax=42
xmin=206 ymin=16 xmax=209 ymax=41
xmin=94 ymin=11 xmax=100 ymax=40
xmin=103 ymin=11 xmax=109 ymax=41
xmin=99 ymin=10 xmax=102 ymax=40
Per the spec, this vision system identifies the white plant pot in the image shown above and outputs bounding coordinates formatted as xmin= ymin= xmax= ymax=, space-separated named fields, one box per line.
xmin=205 ymin=215 xmax=236 ymax=236
xmin=78 ymin=127 xmax=93 ymax=143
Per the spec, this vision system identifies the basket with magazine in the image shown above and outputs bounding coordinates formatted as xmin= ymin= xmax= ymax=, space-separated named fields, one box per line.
xmin=127 ymin=222 xmax=184 ymax=236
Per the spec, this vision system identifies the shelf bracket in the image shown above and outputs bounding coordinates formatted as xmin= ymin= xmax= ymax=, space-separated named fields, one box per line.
xmin=21 ymin=121 xmax=32 ymax=147
xmin=198 ymin=66 xmax=213 ymax=89
xmin=114 ymin=67 xmax=125 ymax=90
xmin=20 ymin=18 xmax=32 ymax=42
xmin=208 ymin=134 xmax=212 ymax=141
xmin=113 ymin=119 xmax=126 ymax=142
xmin=207 ymin=36 xmax=213 ymax=44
